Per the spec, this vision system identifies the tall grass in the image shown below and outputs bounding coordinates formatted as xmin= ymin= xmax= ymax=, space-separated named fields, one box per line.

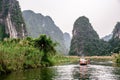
xmin=0 ymin=36 xmax=71 ymax=74
xmin=0 ymin=36 xmax=80 ymax=75
xmin=0 ymin=39 xmax=42 ymax=74
xmin=85 ymin=56 xmax=112 ymax=61
xmin=112 ymin=53 xmax=120 ymax=64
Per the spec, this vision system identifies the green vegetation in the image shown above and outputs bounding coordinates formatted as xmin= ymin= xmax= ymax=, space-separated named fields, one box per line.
xmin=109 ymin=22 xmax=120 ymax=65
xmin=0 ymin=0 xmax=2 ymax=12
xmin=85 ymin=56 xmax=112 ymax=62
xmin=23 ymin=10 xmax=67 ymax=54
xmin=84 ymin=39 xmax=111 ymax=56
xmin=34 ymin=35 xmax=57 ymax=66
xmin=0 ymin=24 xmax=5 ymax=40
xmin=69 ymin=16 xmax=111 ymax=56
xmin=52 ymin=55 xmax=79 ymax=65
xmin=4 ymin=1 xmax=9 ymax=16
xmin=112 ymin=53 xmax=120 ymax=65
xmin=0 ymin=35 xmax=78 ymax=75
xmin=0 ymin=35 xmax=69 ymax=74
xmin=0 ymin=37 xmax=40 ymax=74
xmin=109 ymin=37 xmax=120 ymax=53
xmin=11 ymin=4 xmax=25 ymax=28
xmin=0 ymin=24 xmax=8 ymax=40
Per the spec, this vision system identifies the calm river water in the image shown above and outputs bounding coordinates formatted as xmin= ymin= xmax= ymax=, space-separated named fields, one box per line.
xmin=0 ymin=61 xmax=120 ymax=80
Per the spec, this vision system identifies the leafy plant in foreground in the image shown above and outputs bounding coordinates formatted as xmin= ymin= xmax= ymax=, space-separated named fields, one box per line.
xmin=34 ymin=35 xmax=57 ymax=66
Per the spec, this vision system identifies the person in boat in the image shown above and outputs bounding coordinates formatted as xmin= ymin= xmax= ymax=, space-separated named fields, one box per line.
xmin=79 ymin=58 xmax=90 ymax=65
xmin=79 ymin=58 xmax=87 ymax=65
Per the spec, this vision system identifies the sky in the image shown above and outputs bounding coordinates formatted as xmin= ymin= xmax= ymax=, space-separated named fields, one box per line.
xmin=17 ymin=0 xmax=120 ymax=38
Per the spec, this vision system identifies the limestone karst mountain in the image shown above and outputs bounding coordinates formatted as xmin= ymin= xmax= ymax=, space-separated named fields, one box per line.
xmin=109 ymin=22 xmax=120 ymax=53
xmin=0 ymin=0 xmax=27 ymax=40
xmin=112 ymin=22 xmax=120 ymax=39
xmin=22 ymin=10 xmax=67 ymax=54
xmin=63 ymin=32 xmax=71 ymax=52
xmin=69 ymin=16 xmax=110 ymax=56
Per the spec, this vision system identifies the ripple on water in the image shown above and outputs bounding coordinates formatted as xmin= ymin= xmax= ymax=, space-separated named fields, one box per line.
xmin=53 ymin=64 xmax=120 ymax=80
xmin=53 ymin=64 xmax=79 ymax=80
xmin=1 ymin=63 xmax=120 ymax=80
xmin=88 ymin=65 xmax=120 ymax=80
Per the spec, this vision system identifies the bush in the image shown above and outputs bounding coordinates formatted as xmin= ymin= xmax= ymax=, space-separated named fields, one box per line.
xmin=0 ymin=38 xmax=42 ymax=74
xmin=0 ymin=35 xmax=59 ymax=74
xmin=113 ymin=53 xmax=120 ymax=64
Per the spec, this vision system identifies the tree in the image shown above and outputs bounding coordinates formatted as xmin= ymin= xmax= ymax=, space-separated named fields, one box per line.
xmin=109 ymin=37 xmax=120 ymax=53
xmin=34 ymin=34 xmax=57 ymax=66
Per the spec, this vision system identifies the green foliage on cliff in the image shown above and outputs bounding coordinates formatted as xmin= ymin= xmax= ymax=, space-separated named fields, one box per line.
xmin=84 ymin=39 xmax=110 ymax=56
xmin=108 ymin=22 xmax=120 ymax=53
xmin=69 ymin=16 xmax=110 ymax=56
xmin=0 ymin=0 xmax=27 ymax=39
xmin=2 ymin=0 xmax=25 ymax=27
xmin=112 ymin=22 xmax=120 ymax=38
xmin=69 ymin=18 xmax=120 ymax=56
xmin=2 ymin=0 xmax=9 ymax=16
xmin=0 ymin=0 xmax=10 ymax=16
xmin=11 ymin=4 xmax=25 ymax=28
xmin=0 ymin=24 xmax=8 ymax=40
xmin=109 ymin=37 xmax=120 ymax=53
xmin=110 ymin=22 xmax=120 ymax=65
xmin=0 ymin=24 xmax=5 ymax=40
xmin=0 ymin=0 xmax=2 ymax=12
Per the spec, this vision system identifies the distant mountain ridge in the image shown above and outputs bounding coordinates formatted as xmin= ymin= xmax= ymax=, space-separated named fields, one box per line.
xmin=102 ymin=22 xmax=120 ymax=42
xmin=22 ymin=10 xmax=67 ymax=54
xmin=102 ymin=34 xmax=113 ymax=42
xmin=63 ymin=32 xmax=71 ymax=51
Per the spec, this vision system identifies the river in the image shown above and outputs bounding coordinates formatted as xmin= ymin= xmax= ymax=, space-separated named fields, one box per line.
xmin=0 ymin=61 xmax=120 ymax=80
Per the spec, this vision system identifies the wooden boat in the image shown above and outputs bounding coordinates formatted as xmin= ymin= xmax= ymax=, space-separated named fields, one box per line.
xmin=79 ymin=58 xmax=89 ymax=65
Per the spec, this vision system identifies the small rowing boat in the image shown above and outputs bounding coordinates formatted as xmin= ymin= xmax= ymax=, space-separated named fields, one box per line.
xmin=79 ymin=58 xmax=89 ymax=65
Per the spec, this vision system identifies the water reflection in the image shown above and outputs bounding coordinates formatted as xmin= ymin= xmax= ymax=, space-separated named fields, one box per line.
xmin=89 ymin=65 xmax=120 ymax=80
xmin=79 ymin=65 xmax=89 ymax=79
xmin=53 ymin=65 xmax=89 ymax=80
xmin=53 ymin=65 xmax=76 ymax=80
xmin=1 ymin=62 xmax=120 ymax=80
xmin=0 ymin=67 xmax=56 ymax=80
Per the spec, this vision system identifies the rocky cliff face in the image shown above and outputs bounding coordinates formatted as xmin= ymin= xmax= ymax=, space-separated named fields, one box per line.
xmin=0 ymin=0 xmax=27 ymax=40
xmin=69 ymin=16 xmax=100 ymax=56
xmin=108 ymin=22 xmax=120 ymax=53
xmin=22 ymin=10 xmax=67 ymax=54
xmin=112 ymin=22 xmax=120 ymax=38
xmin=63 ymin=32 xmax=71 ymax=51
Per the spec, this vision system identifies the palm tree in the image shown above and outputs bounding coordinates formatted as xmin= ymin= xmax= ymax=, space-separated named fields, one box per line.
xmin=34 ymin=34 xmax=57 ymax=66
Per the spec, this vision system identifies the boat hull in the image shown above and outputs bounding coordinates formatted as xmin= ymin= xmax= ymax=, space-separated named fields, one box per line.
xmin=79 ymin=58 xmax=89 ymax=65
xmin=80 ymin=61 xmax=87 ymax=65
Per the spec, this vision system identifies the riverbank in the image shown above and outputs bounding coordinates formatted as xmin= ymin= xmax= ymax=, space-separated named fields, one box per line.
xmin=0 ymin=54 xmax=116 ymax=75
xmin=85 ymin=56 xmax=113 ymax=61
xmin=66 ymin=56 xmax=113 ymax=61
xmin=1 ymin=60 xmax=120 ymax=80
xmin=55 ymin=56 xmax=113 ymax=65
xmin=0 ymin=35 xmax=120 ymax=75
xmin=0 ymin=35 xmax=59 ymax=75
